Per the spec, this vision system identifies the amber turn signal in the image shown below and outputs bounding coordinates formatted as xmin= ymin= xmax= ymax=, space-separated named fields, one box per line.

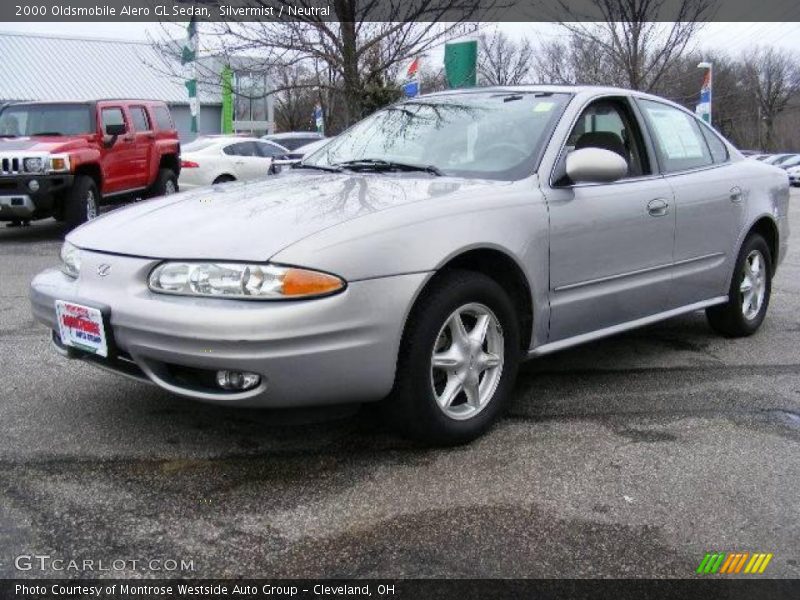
xmin=282 ymin=268 xmax=345 ymax=297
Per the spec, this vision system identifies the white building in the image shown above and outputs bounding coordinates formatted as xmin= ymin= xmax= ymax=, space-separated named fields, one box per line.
xmin=0 ymin=31 xmax=274 ymax=140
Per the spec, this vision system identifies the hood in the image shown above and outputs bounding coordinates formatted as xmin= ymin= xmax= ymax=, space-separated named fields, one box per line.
xmin=0 ymin=136 xmax=90 ymax=153
xmin=69 ymin=171 xmax=504 ymax=261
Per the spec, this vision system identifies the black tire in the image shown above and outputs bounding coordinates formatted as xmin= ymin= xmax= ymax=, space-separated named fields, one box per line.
xmin=213 ymin=175 xmax=235 ymax=184
xmin=706 ymin=233 xmax=772 ymax=337
xmin=384 ymin=270 xmax=521 ymax=445
xmin=148 ymin=168 xmax=178 ymax=198
xmin=63 ymin=175 xmax=99 ymax=231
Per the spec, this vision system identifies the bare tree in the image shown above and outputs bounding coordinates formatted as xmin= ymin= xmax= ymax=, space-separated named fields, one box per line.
xmin=272 ymin=64 xmax=319 ymax=132
xmin=548 ymin=0 xmax=716 ymax=91
xmin=534 ymin=35 xmax=625 ymax=86
xmin=478 ymin=30 xmax=534 ymax=86
xmin=195 ymin=1 xmax=487 ymax=127
xmin=744 ymin=46 xmax=800 ymax=151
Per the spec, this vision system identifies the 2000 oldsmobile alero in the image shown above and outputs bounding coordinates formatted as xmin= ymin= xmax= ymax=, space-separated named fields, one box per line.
xmin=30 ymin=86 xmax=790 ymax=445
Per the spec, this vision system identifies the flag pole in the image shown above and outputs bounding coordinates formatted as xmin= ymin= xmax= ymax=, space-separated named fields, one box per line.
xmin=181 ymin=17 xmax=199 ymax=136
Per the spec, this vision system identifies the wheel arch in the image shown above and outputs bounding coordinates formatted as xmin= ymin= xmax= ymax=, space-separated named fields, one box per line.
xmin=73 ymin=163 xmax=102 ymax=191
xmin=408 ymin=247 xmax=534 ymax=355
xmin=158 ymin=153 xmax=180 ymax=178
xmin=747 ymin=215 xmax=779 ymax=275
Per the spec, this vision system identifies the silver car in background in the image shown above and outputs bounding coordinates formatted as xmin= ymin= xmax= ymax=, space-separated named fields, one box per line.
xmin=30 ymin=86 xmax=790 ymax=445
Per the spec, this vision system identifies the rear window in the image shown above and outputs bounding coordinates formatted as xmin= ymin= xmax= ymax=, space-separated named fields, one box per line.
xmin=183 ymin=138 xmax=219 ymax=152
xmin=153 ymin=106 xmax=174 ymax=130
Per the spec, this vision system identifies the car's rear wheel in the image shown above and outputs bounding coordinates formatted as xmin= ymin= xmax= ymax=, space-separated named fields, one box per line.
xmin=385 ymin=270 xmax=521 ymax=445
xmin=63 ymin=175 xmax=99 ymax=231
xmin=706 ymin=233 xmax=772 ymax=337
xmin=213 ymin=175 xmax=235 ymax=184
xmin=149 ymin=168 xmax=178 ymax=198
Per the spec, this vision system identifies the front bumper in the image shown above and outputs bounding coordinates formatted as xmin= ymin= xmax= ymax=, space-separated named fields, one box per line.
xmin=0 ymin=174 xmax=74 ymax=219
xmin=30 ymin=250 xmax=428 ymax=407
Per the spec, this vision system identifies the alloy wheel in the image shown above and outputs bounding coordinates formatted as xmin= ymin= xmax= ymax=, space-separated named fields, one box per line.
xmin=85 ymin=189 xmax=98 ymax=220
xmin=740 ymin=249 xmax=766 ymax=320
xmin=430 ymin=302 xmax=504 ymax=420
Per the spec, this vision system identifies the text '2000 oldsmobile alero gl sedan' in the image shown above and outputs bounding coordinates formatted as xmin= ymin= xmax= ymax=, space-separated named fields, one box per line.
xmin=30 ymin=86 xmax=790 ymax=445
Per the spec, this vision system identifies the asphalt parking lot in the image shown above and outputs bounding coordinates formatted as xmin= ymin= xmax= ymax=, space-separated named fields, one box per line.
xmin=0 ymin=191 xmax=798 ymax=580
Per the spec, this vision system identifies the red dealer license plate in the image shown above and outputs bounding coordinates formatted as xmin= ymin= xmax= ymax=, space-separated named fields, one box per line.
xmin=55 ymin=300 xmax=108 ymax=358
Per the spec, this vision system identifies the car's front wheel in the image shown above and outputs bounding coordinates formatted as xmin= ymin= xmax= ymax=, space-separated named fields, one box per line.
xmin=386 ymin=270 xmax=521 ymax=445
xmin=706 ymin=233 xmax=772 ymax=337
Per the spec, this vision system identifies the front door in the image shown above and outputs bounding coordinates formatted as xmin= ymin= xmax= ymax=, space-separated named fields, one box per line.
xmin=225 ymin=141 xmax=271 ymax=181
xmin=545 ymin=96 xmax=676 ymax=342
xmin=98 ymin=105 xmax=137 ymax=194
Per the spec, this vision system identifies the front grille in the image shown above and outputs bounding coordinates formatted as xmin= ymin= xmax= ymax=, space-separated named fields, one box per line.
xmin=0 ymin=157 xmax=21 ymax=175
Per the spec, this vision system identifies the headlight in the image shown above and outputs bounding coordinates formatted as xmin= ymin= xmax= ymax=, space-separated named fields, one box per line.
xmin=60 ymin=242 xmax=81 ymax=278
xmin=23 ymin=157 xmax=45 ymax=173
xmin=148 ymin=262 xmax=346 ymax=300
xmin=48 ymin=154 xmax=71 ymax=173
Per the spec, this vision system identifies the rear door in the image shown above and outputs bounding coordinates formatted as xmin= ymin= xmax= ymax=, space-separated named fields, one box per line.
xmin=127 ymin=105 xmax=153 ymax=188
xmin=545 ymin=96 xmax=676 ymax=342
xmin=98 ymin=104 xmax=137 ymax=194
xmin=636 ymin=98 xmax=744 ymax=307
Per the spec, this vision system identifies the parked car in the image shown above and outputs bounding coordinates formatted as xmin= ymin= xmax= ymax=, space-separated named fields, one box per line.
xmin=273 ymin=137 xmax=332 ymax=169
xmin=31 ymin=86 xmax=790 ymax=445
xmin=776 ymin=155 xmax=800 ymax=170
xmin=762 ymin=153 xmax=796 ymax=165
xmin=0 ymin=100 xmax=180 ymax=230
xmin=786 ymin=165 xmax=800 ymax=186
xmin=178 ymin=136 xmax=288 ymax=189
xmin=262 ymin=131 xmax=325 ymax=151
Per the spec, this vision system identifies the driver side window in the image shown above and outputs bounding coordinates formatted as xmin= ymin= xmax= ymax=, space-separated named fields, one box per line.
xmin=565 ymin=98 xmax=650 ymax=179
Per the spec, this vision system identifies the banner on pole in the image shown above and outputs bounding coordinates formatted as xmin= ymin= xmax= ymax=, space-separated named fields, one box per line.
xmin=444 ymin=40 xmax=478 ymax=89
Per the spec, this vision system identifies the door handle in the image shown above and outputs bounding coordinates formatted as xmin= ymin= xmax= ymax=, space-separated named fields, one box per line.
xmin=730 ymin=186 xmax=743 ymax=203
xmin=647 ymin=198 xmax=670 ymax=217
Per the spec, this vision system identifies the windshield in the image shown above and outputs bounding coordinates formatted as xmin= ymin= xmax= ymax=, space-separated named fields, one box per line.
xmin=0 ymin=104 xmax=94 ymax=136
xmin=304 ymin=92 xmax=569 ymax=180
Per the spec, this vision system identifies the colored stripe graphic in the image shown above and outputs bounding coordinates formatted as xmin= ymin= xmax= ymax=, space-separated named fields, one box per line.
xmin=698 ymin=553 xmax=774 ymax=575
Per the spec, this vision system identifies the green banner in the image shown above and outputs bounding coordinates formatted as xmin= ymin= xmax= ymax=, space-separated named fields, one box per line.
xmin=221 ymin=65 xmax=233 ymax=135
xmin=444 ymin=40 xmax=478 ymax=89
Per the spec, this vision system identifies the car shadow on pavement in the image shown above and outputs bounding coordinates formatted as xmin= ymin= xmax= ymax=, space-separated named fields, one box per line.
xmin=0 ymin=218 xmax=65 ymax=242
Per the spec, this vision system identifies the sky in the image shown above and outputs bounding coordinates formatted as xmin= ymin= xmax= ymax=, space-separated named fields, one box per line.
xmin=2 ymin=21 xmax=800 ymax=58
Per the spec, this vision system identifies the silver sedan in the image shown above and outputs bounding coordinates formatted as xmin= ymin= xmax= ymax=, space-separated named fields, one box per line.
xmin=30 ymin=86 xmax=791 ymax=445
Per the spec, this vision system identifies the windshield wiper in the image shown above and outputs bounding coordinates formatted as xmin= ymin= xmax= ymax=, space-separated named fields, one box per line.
xmin=291 ymin=162 xmax=344 ymax=173
xmin=334 ymin=158 xmax=442 ymax=176
xmin=31 ymin=131 xmax=62 ymax=136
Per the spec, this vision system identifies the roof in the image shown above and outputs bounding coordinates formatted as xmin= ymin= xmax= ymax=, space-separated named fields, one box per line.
xmin=0 ymin=31 xmax=221 ymax=105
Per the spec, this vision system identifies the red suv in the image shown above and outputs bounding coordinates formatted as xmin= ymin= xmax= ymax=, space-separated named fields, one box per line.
xmin=0 ymin=100 xmax=181 ymax=230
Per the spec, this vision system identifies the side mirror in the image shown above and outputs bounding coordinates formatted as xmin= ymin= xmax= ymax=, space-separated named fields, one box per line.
xmin=565 ymin=147 xmax=628 ymax=184
xmin=105 ymin=123 xmax=126 ymax=137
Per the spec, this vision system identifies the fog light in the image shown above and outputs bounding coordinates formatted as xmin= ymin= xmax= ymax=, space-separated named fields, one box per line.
xmin=28 ymin=179 xmax=40 ymax=192
xmin=216 ymin=370 xmax=261 ymax=391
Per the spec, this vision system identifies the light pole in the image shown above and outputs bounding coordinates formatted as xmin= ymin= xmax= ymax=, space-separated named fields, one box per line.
xmin=697 ymin=61 xmax=713 ymax=125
